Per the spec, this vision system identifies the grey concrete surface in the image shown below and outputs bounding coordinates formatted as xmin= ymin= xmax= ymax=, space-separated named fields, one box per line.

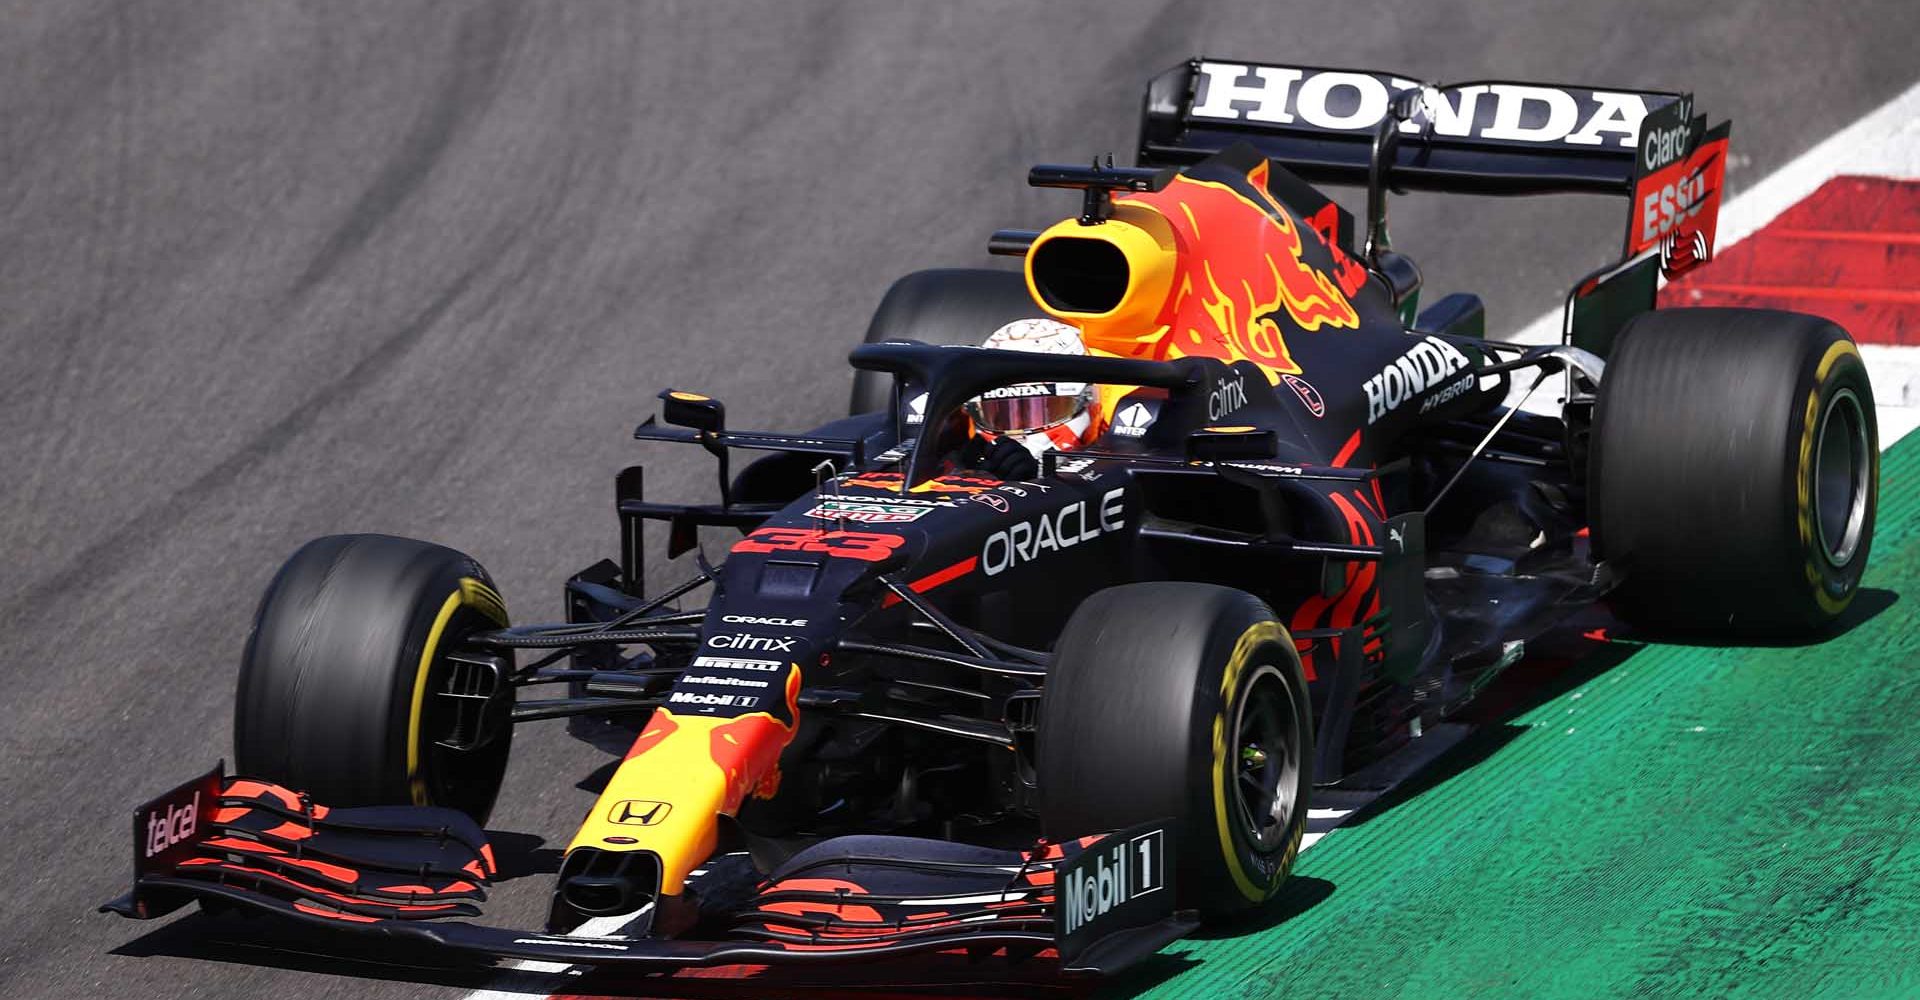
xmin=1 ymin=2 xmax=1913 ymax=997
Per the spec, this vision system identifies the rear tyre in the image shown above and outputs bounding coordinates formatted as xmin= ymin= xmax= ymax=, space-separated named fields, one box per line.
xmin=1038 ymin=583 xmax=1313 ymax=919
xmin=1590 ymin=308 xmax=1877 ymax=634
xmin=234 ymin=534 xmax=513 ymax=822
xmin=848 ymin=268 xmax=1039 ymax=416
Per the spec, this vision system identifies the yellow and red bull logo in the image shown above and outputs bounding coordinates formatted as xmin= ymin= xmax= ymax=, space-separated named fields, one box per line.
xmin=1027 ymin=159 xmax=1361 ymax=382
xmin=1126 ymin=162 xmax=1360 ymax=375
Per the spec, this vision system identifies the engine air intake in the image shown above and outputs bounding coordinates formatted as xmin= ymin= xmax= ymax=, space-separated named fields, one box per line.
xmin=1029 ymin=237 xmax=1130 ymax=314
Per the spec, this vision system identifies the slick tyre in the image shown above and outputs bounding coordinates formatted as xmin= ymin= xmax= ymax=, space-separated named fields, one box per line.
xmin=1591 ymin=308 xmax=1877 ymax=635
xmin=1038 ymin=583 xmax=1313 ymax=919
xmin=234 ymin=534 xmax=513 ymax=823
xmin=848 ymin=268 xmax=1039 ymax=416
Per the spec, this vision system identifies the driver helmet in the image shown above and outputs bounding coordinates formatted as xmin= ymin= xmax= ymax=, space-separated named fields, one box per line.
xmin=966 ymin=318 xmax=1103 ymax=456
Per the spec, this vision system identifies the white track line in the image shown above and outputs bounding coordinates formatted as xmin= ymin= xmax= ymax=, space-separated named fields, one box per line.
xmin=457 ymin=912 xmax=640 ymax=1000
xmin=457 ymin=78 xmax=1920 ymax=1000
xmin=1504 ymin=79 xmax=1920 ymax=441
xmin=1509 ymin=77 xmax=1920 ymax=347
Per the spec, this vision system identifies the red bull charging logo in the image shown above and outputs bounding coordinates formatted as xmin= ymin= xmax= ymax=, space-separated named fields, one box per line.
xmin=1120 ymin=161 xmax=1359 ymax=378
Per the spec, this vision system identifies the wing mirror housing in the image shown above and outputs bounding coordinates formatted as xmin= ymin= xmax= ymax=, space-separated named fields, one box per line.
xmin=660 ymin=390 xmax=726 ymax=434
xmin=658 ymin=389 xmax=730 ymax=508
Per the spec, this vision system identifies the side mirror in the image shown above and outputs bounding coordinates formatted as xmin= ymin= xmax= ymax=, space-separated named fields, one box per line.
xmin=659 ymin=389 xmax=726 ymax=434
xmin=1186 ymin=425 xmax=1277 ymax=463
xmin=659 ymin=389 xmax=730 ymax=507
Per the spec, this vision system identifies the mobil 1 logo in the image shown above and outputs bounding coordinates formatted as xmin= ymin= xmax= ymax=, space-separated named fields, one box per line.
xmin=1054 ymin=820 xmax=1173 ymax=965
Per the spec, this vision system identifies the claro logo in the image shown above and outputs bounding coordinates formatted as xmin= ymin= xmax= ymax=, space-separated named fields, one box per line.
xmin=981 ymin=488 xmax=1125 ymax=576
xmin=144 ymin=792 xmax=199 ymax=859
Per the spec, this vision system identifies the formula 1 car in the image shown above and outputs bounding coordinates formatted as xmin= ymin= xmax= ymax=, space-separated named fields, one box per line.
xmin=106 ymin=60 xmax=1878 ymax=977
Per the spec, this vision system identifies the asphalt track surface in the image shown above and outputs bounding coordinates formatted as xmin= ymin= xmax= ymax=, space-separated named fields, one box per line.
xmin=2 ymin=3 xmax=1916 ymax=998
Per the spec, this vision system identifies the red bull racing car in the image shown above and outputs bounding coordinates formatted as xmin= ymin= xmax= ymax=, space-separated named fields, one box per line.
xmin=105 ymin=60 xmax=1878 ymax=977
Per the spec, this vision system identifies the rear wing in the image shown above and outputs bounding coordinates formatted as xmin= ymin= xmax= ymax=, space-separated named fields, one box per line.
xmin=1137 ymin=59 xmax=1731 ymax=263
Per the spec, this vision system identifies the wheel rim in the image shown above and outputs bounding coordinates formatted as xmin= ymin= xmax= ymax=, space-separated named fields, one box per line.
xmin=1231 ymin=665 xmax=1302 ymax=852
xmin=417 ymin=605 xmax=511 ymax=817
xmin=1814 ymin=388 xmax=1870 ymax=567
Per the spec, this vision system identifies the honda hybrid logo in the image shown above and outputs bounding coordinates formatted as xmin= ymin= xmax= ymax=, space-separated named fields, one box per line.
xmin=1362 ymin=335 xmax=1472 ymax=425
xmin=1190 ymin=62 xmax=1652 ymax=149
xmin=609 ymin=799 xmax=671 ymax=826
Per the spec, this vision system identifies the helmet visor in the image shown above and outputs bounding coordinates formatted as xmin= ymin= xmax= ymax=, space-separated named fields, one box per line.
xmin=967 ymin=383 xmax=1088 ymax=434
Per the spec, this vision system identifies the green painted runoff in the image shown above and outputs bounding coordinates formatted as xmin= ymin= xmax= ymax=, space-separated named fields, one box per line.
xmin=1114 ymin=432 xmax=1920 ymax=1000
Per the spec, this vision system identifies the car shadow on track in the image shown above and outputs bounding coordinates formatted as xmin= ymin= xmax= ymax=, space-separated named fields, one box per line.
xmin=1093 ymin=643 xmax=1642 ymax=996
xmin=111 ymin=870 xmax=1099 ymax=1000
xmin=108 ymin=593 xmax=1900 ymax=999
xmin=557 ymin=963 xmax=1100 ymax=1000
xmin=114 ymin=909 xmax=1066 ymax=1000
xmin=107 ymin=830 xmax=570 ymax=993
xmin=115 ymin=912 xmax=1100 ymax=1000
xmin=578 ymin=755 xmax=622 ymax=794
xmin=1105 ymin=586 xmax=1906 ymax=994
xmin=1614 ymin=585 xmax=1899 ymax=648
xmin=1100 ymin=622 xmax=1661 ymax=994
xmin=1349 ymin=584 xmax=1899 ymax=833
xmin=488 ymin=828 xmax=564 ymax=883
xmin=1090 ymin=880 xmax=1334 ymax=997
xmin=1166 ymin=876 xmax=1339 ymax=946
xmin=109 ymin=910 xmax=511 ymax=992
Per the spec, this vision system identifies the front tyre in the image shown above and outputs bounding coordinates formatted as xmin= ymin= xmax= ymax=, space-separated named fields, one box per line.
xmin=1038 ymin=583 xmax=1313 ymax=919
xmin=234 ymin=534 xmax=513 ymax=823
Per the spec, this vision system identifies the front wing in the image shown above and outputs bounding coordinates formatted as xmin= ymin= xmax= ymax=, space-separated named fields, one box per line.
xmin=101 ymin=765 xmax=1194 ymax=976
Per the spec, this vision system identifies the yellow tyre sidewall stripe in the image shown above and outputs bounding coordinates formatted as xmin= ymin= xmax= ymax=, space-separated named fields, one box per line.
xmin=1211 ymin=619 xmax=1303 ymax=904
xmin=406 ymin=577 xmax=508 ymax=805
xmin=1797 ymin=340 xmax=1869 ymax=616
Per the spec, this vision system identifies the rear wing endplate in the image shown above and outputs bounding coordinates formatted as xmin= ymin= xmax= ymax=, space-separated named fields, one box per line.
xmin=1138 ymin=59 xmax=1730 ymax=264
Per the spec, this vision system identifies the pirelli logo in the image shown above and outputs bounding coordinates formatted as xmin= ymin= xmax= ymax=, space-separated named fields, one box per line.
xmin=690 ymin=656 xmax=786 ymax=672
